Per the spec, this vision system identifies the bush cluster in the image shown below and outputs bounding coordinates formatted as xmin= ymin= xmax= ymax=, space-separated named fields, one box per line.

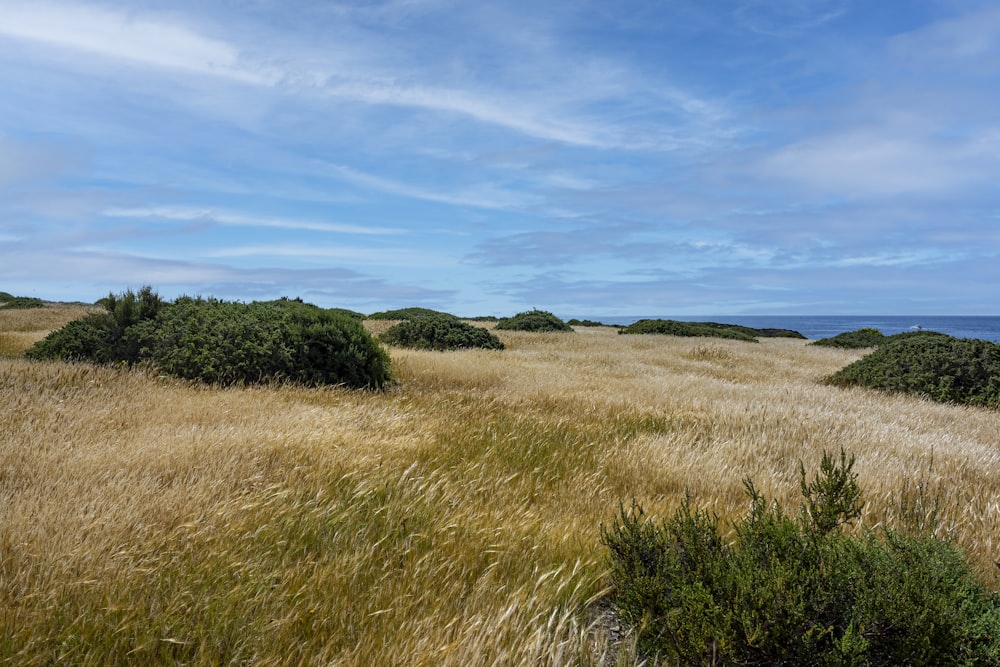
xmin=828 ymin=332 xmax=1000 ymax=408
xmin=812 ymin=327 xmax=887 ymax=349
xmin=0 ymin=292 xmax=44 ymax=309
xmin=367 ymin=307 xmax=453 ymax=320
xmin=618 ymin=319 xmax=805 ymax=342
xmin=566 ymin=318 xmax=609 ymax=327
xmin=602 ymin=449 xmax=1000 ymax=665
xmin=380 ymin=314 xmax=504 ymax=351
xmin=495 ymin=310 xmax=573 ymax=332
xmin=27 ymin=288 xmax=391 ymax=389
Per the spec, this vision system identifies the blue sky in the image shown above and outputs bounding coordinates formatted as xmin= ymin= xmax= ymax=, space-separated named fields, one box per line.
xmin=0 ymin=0 xmax=997 ymax=316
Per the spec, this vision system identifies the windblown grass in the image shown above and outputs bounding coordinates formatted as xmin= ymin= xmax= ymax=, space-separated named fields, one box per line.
xmin=3 ymin=308 xmax=1000 ymax=664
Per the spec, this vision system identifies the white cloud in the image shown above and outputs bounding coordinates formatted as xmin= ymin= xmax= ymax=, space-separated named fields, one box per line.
xmin=0 ymin=2 xmax=277 ymax=84
xmin=103 ymin=206 xmax=403 ymax=236
xmin=760 ymin=129 xmax=994 ymax=197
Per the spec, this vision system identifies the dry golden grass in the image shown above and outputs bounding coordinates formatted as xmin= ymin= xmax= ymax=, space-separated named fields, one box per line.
xmin=0 ymin=303 xmax=98 ymax=356
xmin=3 ymin=309 xmax=1000 ymax=664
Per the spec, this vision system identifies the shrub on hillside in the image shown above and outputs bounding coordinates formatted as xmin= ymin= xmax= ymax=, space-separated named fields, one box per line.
xmin=380 ymin=314 xmax=504 ymax=351
xmin=601 ymin=449 xmax=1000 ymax=665
xmin=0 ymin=293 xmax=44 ymax=309
xmin=812 ymin=327 xmax=887 ymax=348
xmin=828 ymin=332 xmax=1000 ymax=407
xmin=566 ymin=318 xmax=609 ymax=327
xmin=495 ymin=310 xmax=573 ymax=332
xmin=28 ymin=289 xmax=391 ymax=389
xmin=367 ymin=307 xmax=454 ymax=320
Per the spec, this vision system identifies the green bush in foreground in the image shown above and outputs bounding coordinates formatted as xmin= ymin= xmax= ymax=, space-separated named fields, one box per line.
xmin=812 ymin=328 xmax=887 ymax=349
xmin=28 ymin=289 xmax=391 ymax=389
xmin=495 ymin=309 xmax=573 ymax=332
xmin=602 ymin=449 xmax=1000 ymax=665
xmin=380 ymin=314 xmax=504 ymax=351
xmin=829 ymin=332 xmax=1000 ymax=408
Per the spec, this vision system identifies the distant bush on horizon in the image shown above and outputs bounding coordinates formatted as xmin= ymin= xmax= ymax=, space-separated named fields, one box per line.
xmin=495 ymin=310 xmax=573 ymax=333
xmin=27 ymin=287 xmax=391 ymax=389
xmin=380 ymin=314 xmax=504 ymax=351
xmin=0 ymin=292 xmax=44 ymax=310
xmin=619 ymin=318 xmax=805 ymax=342
xmin=829 ymin=331 xmax=1000 ymax=407
xmin=566 ymin=318 xmax=609 ymax=327
xmin=811 ymin=327 xmax=887 ymax=348
xmin=367 ymin=307 xmax=454 ymax=320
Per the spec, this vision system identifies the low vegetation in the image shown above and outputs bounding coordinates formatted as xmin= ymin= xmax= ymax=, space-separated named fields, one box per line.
xmin=603 ymin=449 xmax=1000 ymax=664
xmin=812 ymin=327 xmax=887 ymax=348
xmin=0 ymin=291 xmax=44 ymax=309
xmin=380 ymin=313 xmax=504 ymax=351
xmin=27 ymin=288 xmax=391 ymax=389
xmin=496 ymin=309 xmax=574 ymax=332
xmin=367 ymin=307 xmax=454 ymax=320
xmin=620 ymin=318 xmax=805 ymax=342
xmin=829 ymin=332 xmax=1000 ymax=408
xmin=5 ymin=302 xmax=1000 ymax=664
xmin=567 ymin=318 xmax=610 ymax=327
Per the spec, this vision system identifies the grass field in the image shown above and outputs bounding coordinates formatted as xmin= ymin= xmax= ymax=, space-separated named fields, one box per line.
xmin=3 ymin=306 xmax=1000 ymax=664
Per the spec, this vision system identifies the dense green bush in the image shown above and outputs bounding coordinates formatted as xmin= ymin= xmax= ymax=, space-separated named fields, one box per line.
xmin=828 ymin=332 xmax=1000 ymax=408
xmin=566 ymin=318 xmax=609 ymax=327
xmin=0 ymin=292 xmax=44 ymax=309
xmin=380 ymin=314 xmax=504 ymax=351
xmin=619 ymin=319 xmax=806 ymax=341
xmin=367 ymin=307 xmax=454 ymax=320
xmin=601 ymin=450 xmax=1000 ymax=665
xmin=812 ymin=327 xmax=887 ymax=349
xmin=28 ymin=289 xmax=391 ymax=389
xmin=619 ymin=319 xmax=757 ymax=341
xmin=495 ymin=310 xmax=573 ymax=332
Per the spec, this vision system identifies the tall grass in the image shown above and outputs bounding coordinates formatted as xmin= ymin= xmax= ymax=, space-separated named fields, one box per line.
xmin=3 ymin=308 xmax=1000 ymax=663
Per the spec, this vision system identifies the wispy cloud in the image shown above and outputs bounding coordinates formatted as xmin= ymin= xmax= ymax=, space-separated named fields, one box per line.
xmin=0 ymin=2 xmax=276 ymax=84
xmin=103 ymin=206 xmax=404 ymax=236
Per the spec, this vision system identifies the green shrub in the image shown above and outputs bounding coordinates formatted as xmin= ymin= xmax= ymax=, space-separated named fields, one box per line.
xmin=601 ymin=449 xmax=1000 ymax=665
xmin=367 ymin=307 xmax=454 ymax=320
xmin=566 ymin=318 xmax=609 ymax=327
xmin=619 ymin=319 xmax=757 ymax=341
xmin=28 ymin=289 xmax=391 ymax=390
xmin=812 ymin=328 xmax=887 ymax=348
xmin=0 ymin=293 xmax=44 ymax=309
xmin=26 ymin=312 xmax=118 ymax=363
xmin=380 ymin=314 xmax=504 ymax=351
xmin=619 ymin=319 xmax=806 ymax=341
xmin=828 ymin=332 xmax=1000 ymax=408
xmin=495 ymin=310 xmax=573 ymax=332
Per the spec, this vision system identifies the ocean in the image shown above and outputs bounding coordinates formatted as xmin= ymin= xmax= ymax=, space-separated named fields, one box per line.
xmin=571 ymin=315 xmax=1000 ymax=343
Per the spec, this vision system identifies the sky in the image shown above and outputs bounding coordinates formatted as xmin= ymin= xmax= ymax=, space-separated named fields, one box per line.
xmin=0 ymin=0 xmax=998 ymax=317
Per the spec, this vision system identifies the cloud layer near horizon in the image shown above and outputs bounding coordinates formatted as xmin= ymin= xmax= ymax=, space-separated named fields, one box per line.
xmin=1 ymin=0 xmax=997 ymax=315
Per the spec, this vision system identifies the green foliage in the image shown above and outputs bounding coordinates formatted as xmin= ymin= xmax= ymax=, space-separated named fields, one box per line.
xmin=566 ymin=318 xmax=609 ymax=327
xmin=495 ymin=309 xmax=573 ymax=332
xmin=619 ymin=319 xmax=758 ymax=341
xmin=812 ymin=328 xmax=887 ymax=349
xmin=0 ymin=292 xmax=44 ymax=309
xmin=829 ymin=332 xmax=1000 ymax=408
xmin=602 ymin=450 xmax=1000 ymax=665
xmin=620 ymin=319 xmax=807 ymax=341
xmin=27 ymin=289 xmax=391 ymax=389
xmin=367 ymin=307 xmax=454 ymax=320
xmin=380 ymin=314 xmax=504 ymax=351
xmin=26 ymin=313 xmax=118 ymax=363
